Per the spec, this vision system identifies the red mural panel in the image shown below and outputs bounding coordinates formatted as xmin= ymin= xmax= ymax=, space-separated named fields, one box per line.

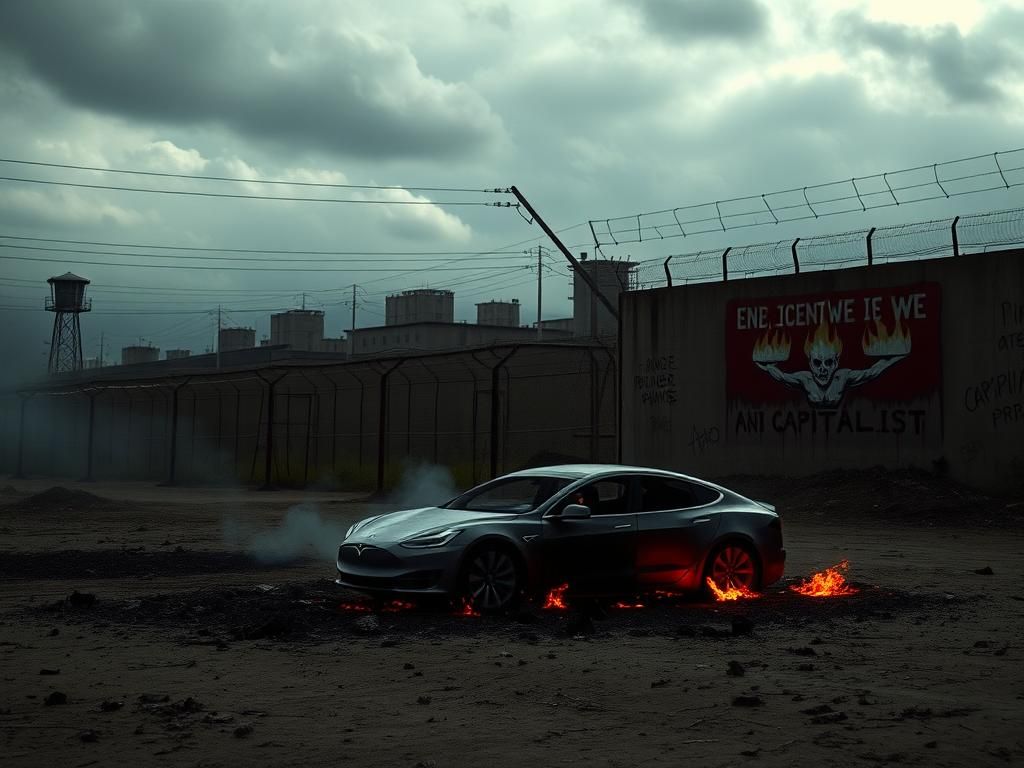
xmin=726 ymin=283 xmax=941 ymax=438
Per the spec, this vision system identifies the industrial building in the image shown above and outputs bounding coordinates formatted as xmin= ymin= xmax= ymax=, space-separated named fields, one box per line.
xmin=347 ymin=321 xmax=572 ymax=356
xmin=573 ymin=257 xmax=636 ymax=338
xmin=269 ymin=309 xmax=346 ymax=353
xmin=121 ymin=345 xmax=160 ymax=365
xmin=218 ymin=327 xmax=255 ymax=352
xmin=166 ymin=349 xmax=191 ymax=360
xmin=386 ymin=289 xmax=454 ymax=325
xmin=476 ymin=300 xmax=520 ymax=327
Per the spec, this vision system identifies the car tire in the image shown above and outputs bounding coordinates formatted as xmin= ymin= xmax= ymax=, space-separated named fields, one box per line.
xmin=460 ymin=543 xmax=523 ymax=614
xmin=704 ymin=541 xmax=761 ymax=594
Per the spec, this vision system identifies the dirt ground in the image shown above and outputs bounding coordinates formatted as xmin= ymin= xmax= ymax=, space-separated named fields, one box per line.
xmin=0 ymin=472 xmax=1022 ymax=768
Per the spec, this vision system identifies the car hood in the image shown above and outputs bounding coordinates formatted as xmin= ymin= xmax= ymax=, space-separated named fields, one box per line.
xmin=348 ymin=507 xmax=514 ymax=544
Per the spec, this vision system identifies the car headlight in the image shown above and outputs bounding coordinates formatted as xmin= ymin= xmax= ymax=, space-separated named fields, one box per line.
xmin=399 ymin=528 xmax=463 ymax=549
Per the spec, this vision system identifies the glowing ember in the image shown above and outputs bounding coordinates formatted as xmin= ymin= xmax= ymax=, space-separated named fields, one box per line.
xmin=542 ymin=583 xmax=569 ymax=610
xmin=457 ymin=598 xmax=480 ymax=617
xmin=705 ymin=577 xmax=759 ymax=602
xmin=789 ymin=560 xmax=859 ymax=597
xmin=337 ymin=601 xmax=373 ymax=613
xmin=612 ymin=600 xmax=646 ymax=610
xmin=336 ymin=599 xmax=414 ymax=613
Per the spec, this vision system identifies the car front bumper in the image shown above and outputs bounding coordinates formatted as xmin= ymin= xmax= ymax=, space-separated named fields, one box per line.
xmin=335 ymin=540 xmax=464 ymax=596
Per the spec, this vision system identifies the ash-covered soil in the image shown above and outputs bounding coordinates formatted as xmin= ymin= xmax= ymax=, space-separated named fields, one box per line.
xmin=29 ymin=578 xmax=962 ymax=646
xmin=0 ymin=549 xmax=309 ymax=581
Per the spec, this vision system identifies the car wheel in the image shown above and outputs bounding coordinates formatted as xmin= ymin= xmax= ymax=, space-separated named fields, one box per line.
xmin=705 ymin=542 xmax=760 ymax=592
xmin=461 ymin=545 xmax=521 ymax=613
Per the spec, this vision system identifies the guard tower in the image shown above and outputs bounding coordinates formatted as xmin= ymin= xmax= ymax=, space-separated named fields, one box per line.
xmin=45 ymin=272 xmax=91 ymax=374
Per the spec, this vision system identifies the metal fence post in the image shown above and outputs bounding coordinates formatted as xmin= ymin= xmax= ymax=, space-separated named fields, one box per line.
xmin=951 ymin=215 xmax=960 ymax=257
xmin=663 ymin=255 xmax=673 ymax=287
xmin=376 ymin=360 xmax=404 ymax=493
xmin=721 ymin=247 xmax=732 ymax=282
xmin=791 ymin=238 xmax=801 ymax=273
xmin=83 ymin=390 xmax=96 ymax=482
xmin=489 ymin=347 xmax=519 ymax=478
xmin=14 ymin=394 xmax=30 ymax=479
xmin=164 ymin=378 xmax=190 ymax=486
xmin=866 ymin=227 xmax=876 ymax=266
xmin=256 ymin=370 xmax=284 ymax=490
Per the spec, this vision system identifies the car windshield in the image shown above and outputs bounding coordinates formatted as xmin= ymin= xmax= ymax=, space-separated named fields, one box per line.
xmin=443 ymin=475 xmax=572 ymax=513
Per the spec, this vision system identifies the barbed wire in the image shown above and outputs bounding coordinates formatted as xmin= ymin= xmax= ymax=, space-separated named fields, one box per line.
xmin=591 ymin=148 xmax=1024 ymax=247
xmin=630 ymin=206 xmax=1024 ymax=289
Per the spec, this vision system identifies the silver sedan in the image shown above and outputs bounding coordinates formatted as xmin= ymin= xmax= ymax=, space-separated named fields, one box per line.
xmin=336 ymin=464 xmax=785 ymax=612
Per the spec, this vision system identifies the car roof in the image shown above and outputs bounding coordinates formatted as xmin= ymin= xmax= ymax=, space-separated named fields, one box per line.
xmin=506 ymin=463 xmax=703 ymax=482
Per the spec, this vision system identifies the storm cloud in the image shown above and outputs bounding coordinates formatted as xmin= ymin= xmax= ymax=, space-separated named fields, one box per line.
xmin=834 ymin=8 xmax=1024 ymax=105
xmin=631 ymin=0 xmax=770 ymax=43
xmin=0 ymin=0 xmax=504 ymax=160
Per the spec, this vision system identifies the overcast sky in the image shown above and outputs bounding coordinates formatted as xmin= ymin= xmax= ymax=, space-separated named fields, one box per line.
xmin=1 ymin=0 xmax=1022 ymax=384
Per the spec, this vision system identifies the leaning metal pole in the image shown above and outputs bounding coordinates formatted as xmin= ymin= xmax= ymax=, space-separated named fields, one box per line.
xmin=510 ymin=186 xmax=618 ymax=320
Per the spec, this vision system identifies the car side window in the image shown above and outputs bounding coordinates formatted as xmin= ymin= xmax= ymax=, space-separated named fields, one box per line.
xmin=556 ymin=478 xmax=632 ymax=516
xmin=639 ymin=476 xmax=720 ymax=512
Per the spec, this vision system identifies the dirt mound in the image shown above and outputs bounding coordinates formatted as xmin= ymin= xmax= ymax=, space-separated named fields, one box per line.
xmin=10 ymin=486 xmax=114 ymax=513
xmin=715 ymin=467 xmax=1024 ymax=528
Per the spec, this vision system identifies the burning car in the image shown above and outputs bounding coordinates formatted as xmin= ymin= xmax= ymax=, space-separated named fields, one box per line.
xmin=336 ymin=464 xmax=785 ymax=612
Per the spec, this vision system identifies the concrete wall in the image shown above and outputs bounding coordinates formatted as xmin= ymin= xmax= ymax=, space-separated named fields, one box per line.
xmin=621 ymin=248 xmax=1024 ymax=493
xmin=349 ymin=322 xmax=571 ymax=356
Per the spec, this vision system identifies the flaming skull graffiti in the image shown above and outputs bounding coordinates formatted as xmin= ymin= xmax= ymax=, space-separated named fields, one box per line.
xmin=754 ymin=318 xmax=910 ymax=408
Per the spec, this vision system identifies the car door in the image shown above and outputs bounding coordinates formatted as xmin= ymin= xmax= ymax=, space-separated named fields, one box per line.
xmin=541 ymin=475 xmax=637 ymax=595
xmin=635 ymin=475 xmax=722 ymax=590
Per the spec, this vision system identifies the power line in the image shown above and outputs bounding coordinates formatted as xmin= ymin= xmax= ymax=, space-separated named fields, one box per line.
xmin=0 ymin=242 xmax=533 ymax=264
xmin=0 ymin=174 xmax=515 ymax=207
xmin=0 ymin=251 xmax=531 ymax=272
xmin=0 ymin=156 xmax=508 ymax=195
xmin=0 ymin=233 xmax=526 ymax=257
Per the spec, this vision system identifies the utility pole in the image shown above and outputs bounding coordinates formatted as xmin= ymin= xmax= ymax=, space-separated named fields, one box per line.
xmin=98 ymin=331 xmax=104 ymax=368
xmin=301 ymin=293 xmax=306 ymax=311
xmin=216 ymin=304 xmax=221 ymax=370
xmin=510 ymin=186 xmax=617 ymax=320
xmin=536 ymin=245 xmax=543 ymax=341
xmin=350 ymin=284 xmax=357 ymax=356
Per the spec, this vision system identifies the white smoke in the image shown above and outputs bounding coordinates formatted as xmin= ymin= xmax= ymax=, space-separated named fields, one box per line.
xmin=226 ymin=503 xmax=345 ymax=564
xmin=389 ymin=462 xmax=457 ymax=509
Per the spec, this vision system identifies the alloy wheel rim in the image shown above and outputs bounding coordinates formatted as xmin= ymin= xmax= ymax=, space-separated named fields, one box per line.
xmin=711 ymin=545 xmax=756 ymax=589
xmin=466 ymin=550 xmax=518 ymax=610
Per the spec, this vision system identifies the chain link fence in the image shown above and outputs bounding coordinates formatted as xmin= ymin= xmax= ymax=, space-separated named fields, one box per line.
xmin=1 ymin=342 xmax=617 ymax=491
xmin=631 ymin=207 xmax=1024 ymax=289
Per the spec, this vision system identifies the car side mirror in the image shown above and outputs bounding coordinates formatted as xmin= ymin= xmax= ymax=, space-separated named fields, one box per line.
xmin=560 ymin=504 xmax=592 ymax=520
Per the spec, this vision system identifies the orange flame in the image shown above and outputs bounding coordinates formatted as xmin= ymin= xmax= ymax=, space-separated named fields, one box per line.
xmin=612 ymin=600 xmax=646 ymax=610
xmin=804 ymin=318 xmax=843 ymax=359
xmin=789 ymin=560 xmax=859 ymax=597
xmin=705 ymin=577 xmax=759 ymax=602
xmin=752 ymin=328 xmax=791 ymax=363
xmin=337 ymin=601 xmax=373 ymax=613
xmin=862 ymin=319 xmax=912 ymax=357
xmin=337 ymin=599 xmax=414 ymax=613
xmin=542 ymin=583 xmax=569 ymax=610
xmin=457 ymin=598 xmax=480 ymax=617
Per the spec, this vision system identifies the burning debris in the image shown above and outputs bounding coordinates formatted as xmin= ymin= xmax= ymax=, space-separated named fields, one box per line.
xmin=789 ymin=560 xmax=859 ymax=597
xmin=705 ymin=577 xmax=759 ymax=602
xmin=542 ymin=583 xmax=569 ymax=610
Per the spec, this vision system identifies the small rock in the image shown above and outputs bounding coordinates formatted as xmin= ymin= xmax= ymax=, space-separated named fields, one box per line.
xmin=234 ymin=724 xmax=253 ymax=738
xmin=973 ymin=640 xmax=990 ymax=648
xmin=44 ymin=691 xmax=67 ymax=706
xmin=353 ymin=615 xmax=380 ymax=635
xmin=801 ymin=704 xmax=833 ymax=715
xmin=797 ymin=663 xmax=815 ymax=672
xmin=810 ymin=711 xmax=847 ymax=725
xmin=650 ymin=679 xmax=671 ymax=688
xmin=727 ymin=661 xmax=745 ymax=677
xmin=924 ymin=741 xmax=938 ymax=748
xmin=38 ymin=668 xmax=60 ymax=676
xmin=731 ymin=617 xmax=754 ymax=636
xmin=403 ymin=663 xmax=416 ymax=670
xmin=732 ymin=695 xmax=763 ymax=707
xmin=79 ymin=730 xmax=99 ymax=743
xmin=973 ymin=566 xmax=994 ymax=575
xmin=787 ymin=646 xmax=817 ymax=656
xmin=100 ymin=700 xmax=124 ymax=712
xmin=67 ymin=591 xmax=96 ymax=609
xmin=417 ymin=696 xmax=432 ymax=705
xmin=47 ymin=628 xmax=60 ymax=637
xmin=740 ymin=748 xmax=760 ymax=757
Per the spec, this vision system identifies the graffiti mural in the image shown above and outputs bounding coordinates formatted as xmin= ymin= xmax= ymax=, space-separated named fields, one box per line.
xmin=726 ymin=284 xmax=941 ymax=438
